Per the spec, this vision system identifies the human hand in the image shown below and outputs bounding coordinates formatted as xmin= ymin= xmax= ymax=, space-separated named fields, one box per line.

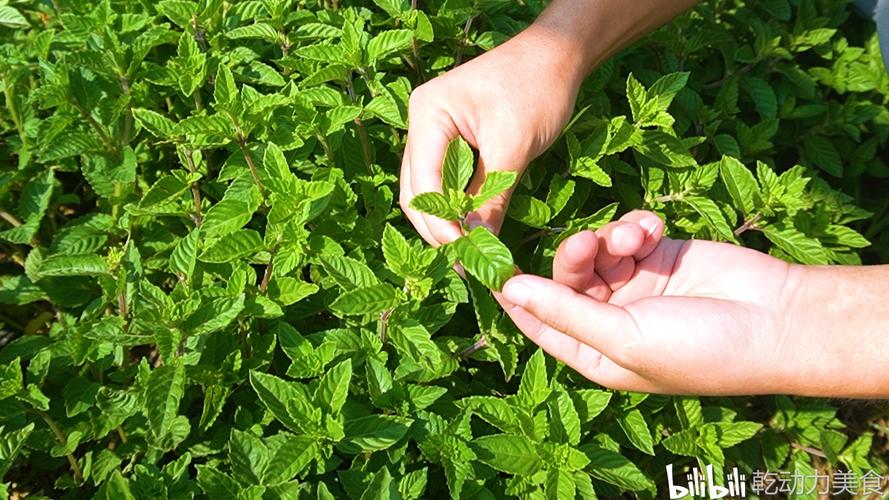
xmin=399 ymin=29 xmax=584 ymax=246
xmin=495 ymin=210 xmax=812 ymax=396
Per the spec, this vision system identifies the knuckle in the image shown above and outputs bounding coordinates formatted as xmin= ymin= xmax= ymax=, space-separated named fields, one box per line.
xmin=398 ymin=195 xmax=412 ymax=213
xmin=408 ymin=84 xmax=430 ymax=109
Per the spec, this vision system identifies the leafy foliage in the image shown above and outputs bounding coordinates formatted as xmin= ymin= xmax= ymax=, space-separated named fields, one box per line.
xmin=0 ymin=0 xmax=887 ymax=498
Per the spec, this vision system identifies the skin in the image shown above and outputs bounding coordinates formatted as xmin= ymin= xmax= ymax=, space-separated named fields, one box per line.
xmin=498 ymin=211 xmax=889 ymax=398
xmin=400 ymin=0 xmax=889 ymax=397
xmin=400 ymin=0 xmax=699 ymax=244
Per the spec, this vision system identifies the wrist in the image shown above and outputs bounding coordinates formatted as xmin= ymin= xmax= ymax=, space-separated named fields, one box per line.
xmin=777 ymin=264 xmax=889 ymax=398
xmin=512 ymin=20 xmax=590 ymax=89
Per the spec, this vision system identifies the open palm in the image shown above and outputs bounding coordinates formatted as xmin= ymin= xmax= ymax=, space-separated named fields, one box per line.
xmin=497 ymin=210 xmax=802 ymax=395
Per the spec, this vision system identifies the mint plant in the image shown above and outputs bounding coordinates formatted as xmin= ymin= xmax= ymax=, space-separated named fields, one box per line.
xmin=0 ymin=0 xmax=887 ymax=498
xmin=409 ymin=137 xmax=518 ymax=290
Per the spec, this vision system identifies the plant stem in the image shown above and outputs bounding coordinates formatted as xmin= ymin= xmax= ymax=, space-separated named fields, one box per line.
xmin=191 ymin=16 xmax=208 ymax=53
xmin=409 ymin=0 xmax=425 ymax=82
xmin=116 ymin=426 xmax=128 ymax=444
xmin=458 ymin=335 xmax=488 ymax=359
xmin=118 ymin=292 xmax=128 ymax=320
xmin=2 ymin=75 xmax=28 ymax=150
xmin=354 ymin=117 xmax=373 ymax=172
xmin=37 ymin=410 xmax=83 ymax=484
xmin=734 ymin=213 xmax=762 ymax=235
xmin=454 ymin=14 xmax=477 ymax=66
xmin=193 ymin=90 xmax=203 ymax=113
xmin=259 ymin=258 xmax=274 ymax=293
xmin=652 ymin=192 xmax=685 ymax=203
xmin=76 ymin=105 xmax=119 ymax=156
xmin=379 ymin=308 xmax=394 ymax=343
xmin=317 ymin=133 xmax=335 ymax=166
xmin=1 ymin=211 xmax=22 ymax=227
xmin=182 ymin=147 xmax=203 ymax=226
xmin=702 ymin=61 xmax=757 ymax=90
xmin=236 ymin=133 xmax=267 ymax=198
xmin=520 ymin=228 xmax=551 ymax=245
xmin=119 ymin=74 xmax=133 ymax=146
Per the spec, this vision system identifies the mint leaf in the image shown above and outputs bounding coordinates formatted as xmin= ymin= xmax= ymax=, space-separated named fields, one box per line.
xmin=449 ymin=226 xmax=515 ymax=291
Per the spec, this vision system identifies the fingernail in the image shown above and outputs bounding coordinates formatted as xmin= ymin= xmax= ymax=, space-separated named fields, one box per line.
xmin=502 ymin=279 xmax=533 ymax=307
xmin=465 ymin=213 xmax=493 ymax=232
xmin=640 ymin=216 xmax=660 ymax=236
xmin=454 ymin=263 xmax=466 ymax=278
xmin=612 ymin=224 xmax=635 ymax=244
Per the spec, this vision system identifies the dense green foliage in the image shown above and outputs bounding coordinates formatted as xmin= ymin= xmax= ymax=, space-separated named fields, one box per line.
xmin=1 ymin=0 xmax=888 ymax=498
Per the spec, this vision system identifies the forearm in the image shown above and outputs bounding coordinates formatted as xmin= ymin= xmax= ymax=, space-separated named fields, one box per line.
xmin=783 ymin=264 xmax=889 ymax=398
xmin=517 ymin=0 xmax=700 ymax=84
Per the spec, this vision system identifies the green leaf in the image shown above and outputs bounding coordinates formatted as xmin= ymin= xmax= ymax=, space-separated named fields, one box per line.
xmin=674 ymin=396 xmax=704 ymax=429
xmin=683 ymin=196 xmax=735 ymax=241
xmin=571 ymin=389 xmax=612 ymax=423
xmin=626 ymin=73 xmax=648 ymax=123
xmin=508 ymin=195 xmax=553 ymax=229
xmin=471 ymin=434 xmax=544 ymax=475
xmin=145 ymin=362 xmax=186 ymax=440
xmin=409 ymin=192 xmax=461 ymax=220
xmin=330 ymin=283 xmax=400 ymax=316
xmin=181 ymin=294 xmax=245 ymax=335
xmin=545 ymin=177 xmax=576 ymax=217
xmin=214 ymin=63 xmax=238 ymax=109
xmin=262 ymin=434 xmax=319 ymax=485
xmin=472 ymin=171 xmax=516 ymax=210
xmin=824 ymin=225 xmax=870 ymax=248
xmin=803 ymin=136 xmax=843 ymax=177
xmin=321 ymin=254 xmax=378 ymax=291
xmin=249 ymin=370 xmax=319 ymax=434
xmin=648 ymin=72 xmax=690 ymax=111
xmin=618 ymin=409 xmax=655 ymax=455
xmin=228 ymin=22 xmax=279 ymax=43
xmin=196 ymin=465 xmax=241 ymax=500
xmin=139 ymin=173 xmax=194 ymax=208
xmin=708 ymin=421 xmax=762 ymax=447
xmin=35 ymin=254 xmax=109 ymax=279
xmin=202 ymin=198 xmax=255 ymax=239
xmin=634 ymin=130 xmax=696 ymax=168
xmin=742 ymin=76 xmax=777 ymax=119
xmin=516 ymin=349 xmax=550 ymax=409
xmin=381 ymin=224 xmax=414 ymax=277
xmin=718 ymin=156 xmax=759 ymax=215
xmin=338 ymin=415 xmax=412 ymax=454
xmin=200 ymin=229 xmax=264 ymax=263
xmin=450 ymin=226 xmax=515 ymax=291
xmin=545 ymin=468 xmax=576 ymax=500
xmin=762 ymin=222 xmax=829 ymax=264
xmin=572 ymin=157 xmax=612 ymax=187
xmin=367 ymin=29 xmax=414 ymax=64
xmin=132 ymin=108 xmax=176 ymax=138
xmin=169 ymin=228 xmax=199 ymax=279
xmin=0 ymin=423 xmax=34 ymax=477
xmin=315 ymin=359 xmax=352 ymax=415
xmin=95 ymin=470 xmax=137 ymax=500
xmin=0 ymin=6 xmax=28 ymax=29
xmin=662 ymin=428 xmax=697 ymax=456
xmin=441 ymin=137 xmax=475 ymax=194
xmin=580 ymin=445 xmax=653 ymax=491
xmin=549 ymin=388 xmax=582 ymax=446
xmin=0 ymin=275 xmax=46 ymax=305
xmin=229 ymin=429 xmax=269 ymax=485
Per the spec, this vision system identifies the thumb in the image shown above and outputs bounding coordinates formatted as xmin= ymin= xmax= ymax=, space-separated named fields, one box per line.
xmin=501 ymin=274 xmax=643 ymax=370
